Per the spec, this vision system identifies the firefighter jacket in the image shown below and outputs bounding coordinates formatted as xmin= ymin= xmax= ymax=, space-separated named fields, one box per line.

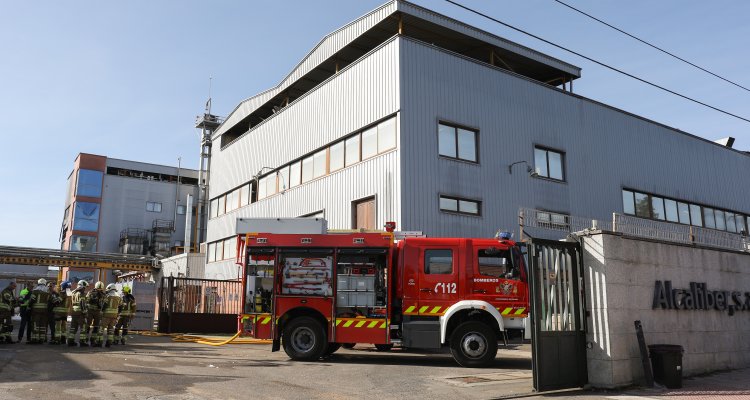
xmin=30 ymin=285 xmax=50 ymax=314
xmin=71 ymin=288 xmax=86 ymax=316
xmin=118 ymin=293 xmax=137 ymax=318
xmin=51 ymin=290 xmax=69 ymax=317
xmin=102 ymin=291 xmax=122 ymax=318
xmin=86 ymin=289 xmax=105 ymax=313
xmin=0 ymin=286 xmax=16 ymax=314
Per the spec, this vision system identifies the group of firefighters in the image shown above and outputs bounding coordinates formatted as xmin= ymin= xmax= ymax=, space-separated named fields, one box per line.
xmin=0 ymin=278 xmax=136 ymax=347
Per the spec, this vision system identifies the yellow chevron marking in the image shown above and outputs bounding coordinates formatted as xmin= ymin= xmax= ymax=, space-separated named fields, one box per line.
xmin=514 ymin=308 xmax=526 ymax=315
xmin=355 ymin=321 xmax=366 ymax=328
xmin=405 ymin=306 xmax=415 ymax=313
xmin=336 ymin=320 xmax=342 ymax=326
xmin=501 ymin=307 xmax=512 ymax=315
xmin=380 ymin=322 xmax=387 ymax=328
xmin=261 ymin=317 xmax=271 ymax=324
xmin=343 ymin=320 xmax=354 ymax=328
xmin=419 ymin=306 xmax=429 ymax=314
xmin=368 ymin=321 xmax=379 ymax=328
xmin=430 ymin=306 xmax=441 ymax=314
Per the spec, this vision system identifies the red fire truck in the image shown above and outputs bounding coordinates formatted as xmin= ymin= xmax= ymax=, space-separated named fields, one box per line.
xmin=237 ymin=231 xmax=528 ymax=367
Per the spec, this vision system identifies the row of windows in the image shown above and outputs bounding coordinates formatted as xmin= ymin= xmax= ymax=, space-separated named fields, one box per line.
xmin=207 ymin=237 xmax=237 ymax=263
xmin=623 ymin=190 xmax=748 ymax=234
xmin=417 ymin=249 xmax=520 ymax=278
xmin=210 ymin=116 xmax=397 ymax=219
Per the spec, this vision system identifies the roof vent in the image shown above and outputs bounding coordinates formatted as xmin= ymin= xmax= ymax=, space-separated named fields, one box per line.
xmin=714 ymin=137 xmax=735 ymax=148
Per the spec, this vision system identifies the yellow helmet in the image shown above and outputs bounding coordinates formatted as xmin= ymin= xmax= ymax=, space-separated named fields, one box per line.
xmin=122 ymin=286 xmax=131 ymax=294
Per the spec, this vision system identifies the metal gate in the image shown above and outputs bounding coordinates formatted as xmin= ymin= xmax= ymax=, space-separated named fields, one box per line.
xmin=158 ymin=277 xmax=242 ymax=334
xmin=528 ymin=239 xmax=587 ymax=392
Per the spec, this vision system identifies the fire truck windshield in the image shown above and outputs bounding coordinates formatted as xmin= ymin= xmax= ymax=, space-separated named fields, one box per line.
xmin=477 ymin=248 xmax=518 ymax=279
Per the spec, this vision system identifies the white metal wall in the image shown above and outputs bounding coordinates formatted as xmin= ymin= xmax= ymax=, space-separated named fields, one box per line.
xmin=398 ymin=37 xmax=750 ymax=238
xmin=205 ymin=39 xmax=401 ymax=278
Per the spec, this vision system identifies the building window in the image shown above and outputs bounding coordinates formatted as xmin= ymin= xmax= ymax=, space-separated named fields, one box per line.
xmin=535 ymin=210 xmax=569 ymax=230
xmin=210 ymin=198 xmax=218 ymax=218
xmin=534 ymin=147 xmax=564 ymax=181
xmin=73 ymin=202 xmax=100 ymax=232
xmin=439 ymin=195 xmax=481 ymax=216
xmin=377 ymin=117 xmax=397 ymax=153
xmin=313 ymin=149 xmax=327 ymax=178
xmin=289 ymin=161 xmax=301 ymax=187
xmin=301 ymin=156 xmax=314 ymax=183
xmin=361 ymin=126 xmax=378 ymax=160
xmin=425 ymin=249 xmax=453 ymax=274
xmin=176 ymin=205 xmax=186 ymax=215
xmin=70 ymin=235 xmax=97 ymax=252
xmin=438 ymin=122 xmax=477 ymax=162
xmin=76 ymin=169 xmax=103 ymax=198
xmin=622 ymin=189 xmax=748 ymax=233
xmin=345 ymin=135 xmax=360 ymax=166
xmin=146 ymin=201 xmax=162 ymax=213
xmin=329 ymin=142 xmax=345 ymax=172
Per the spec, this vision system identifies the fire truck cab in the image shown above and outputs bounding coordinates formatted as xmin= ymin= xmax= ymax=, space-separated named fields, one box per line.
xmin=239 ymin=231 xmax=528 ymax=367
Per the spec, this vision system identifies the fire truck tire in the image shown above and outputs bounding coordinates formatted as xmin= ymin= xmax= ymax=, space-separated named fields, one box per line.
xmin=374 ymin=344 xmax=393 ymax=351
xmin=324 ymin=342 xmax=341 ymax=356
xmin=282 ymin=317 xmax=327 ymax=361
xmin=342 ymin=343 xmax=356 ymax=349
xmin=449 ymin=321 xmax=498 ymax=368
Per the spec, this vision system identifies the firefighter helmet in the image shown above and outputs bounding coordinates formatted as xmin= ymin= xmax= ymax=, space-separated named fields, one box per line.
xmin=77 ymin=280 xmax=88 ymax=288
xmin=37 ymin=278 xmax=47 ymax=285
xmin=94 ymin=281 xmax=104 ymax=290
xmin=105 ymin=283 xmax=116 ymax=292
xmin=60 ymin=281 xmax=71 ymax=290
xmin=122 ymin=286 xmax=131 ymax=294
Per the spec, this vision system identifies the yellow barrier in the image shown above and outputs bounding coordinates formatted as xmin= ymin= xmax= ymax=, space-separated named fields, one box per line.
xmin=135 ymin=330 xmax=271 ymax=346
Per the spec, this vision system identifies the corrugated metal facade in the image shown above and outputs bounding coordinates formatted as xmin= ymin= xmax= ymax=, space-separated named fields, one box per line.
xmin=206 ymin=39 xmax=401 ymax=279
xmin=214 ymin=2 xmax=398 ymax=139
xmin=398 ymin=37 xmax=750 ymax=237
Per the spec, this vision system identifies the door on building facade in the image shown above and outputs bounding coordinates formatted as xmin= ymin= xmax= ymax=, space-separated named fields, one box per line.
xmin=527 ymin=239 xmax=587 ymax=392
xmin=352 ymin=197 xmax=376 ymax=230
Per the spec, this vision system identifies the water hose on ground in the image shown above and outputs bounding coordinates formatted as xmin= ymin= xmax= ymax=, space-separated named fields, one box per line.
xmin=135 ymin=330 xmax=271 ymax=346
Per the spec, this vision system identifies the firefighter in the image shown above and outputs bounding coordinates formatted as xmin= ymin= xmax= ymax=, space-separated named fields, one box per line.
xmin=101 ymin=284 xmax=121 ymax=347
xmin=29 ymin=278 xmax=50 ymax=344
xmin=47 ymin=282 xmax=58 ymax=342
xmin=51 ymin=281 xmax=71 ymax=345
xmin=85 ymin=281 xmax=106 ymax=347
xmin=67 ymin=280 xmax=88 ymax=346
xmin=17 ymin=285 xmax=32 ymax=343
xmin=115 ymin=285 xmax=136 ymax=344
xmin=0 ymin=282 xmax=17 ymax=344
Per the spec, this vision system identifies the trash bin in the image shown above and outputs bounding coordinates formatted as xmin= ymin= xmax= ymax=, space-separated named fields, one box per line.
xmin=648 ymin=344 xmax=684 ymax=389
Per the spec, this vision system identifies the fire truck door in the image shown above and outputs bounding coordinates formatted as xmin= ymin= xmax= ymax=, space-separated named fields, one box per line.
xmin=417 ymin=246 xmax=461 ymax=317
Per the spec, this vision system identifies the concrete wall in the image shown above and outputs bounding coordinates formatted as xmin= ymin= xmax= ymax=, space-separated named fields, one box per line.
xmin=581 ymin=232 xmax=750 ymax=388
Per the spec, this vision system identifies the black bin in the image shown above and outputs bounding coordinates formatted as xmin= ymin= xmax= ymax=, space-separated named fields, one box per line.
xmin=648 ymin=344 xmax=684 ymax=389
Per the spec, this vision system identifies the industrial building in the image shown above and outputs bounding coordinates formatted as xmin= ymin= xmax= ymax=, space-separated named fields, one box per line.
xmin=203 ymin=0 xmax=750 ymax=280
xmin=59 ymin=153 xmax=201 ymax=282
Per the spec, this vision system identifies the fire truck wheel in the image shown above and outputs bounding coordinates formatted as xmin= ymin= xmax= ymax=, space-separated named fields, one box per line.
xmin=449 ymin=321 xmax=498 ymax=368
xmin=374 ymin=344 xmax=393 ymax=352
xmin=341 ymin=343 xmax=356 ymax=349
xmin=323 ymin=342 xmax=341 ymax=356
xmin=282 ymin=317 xmax=327 ymax=361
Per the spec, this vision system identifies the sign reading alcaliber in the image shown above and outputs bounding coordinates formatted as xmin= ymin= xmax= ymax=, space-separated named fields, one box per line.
xmin=653 ymin=281 xmax=750 ymax=315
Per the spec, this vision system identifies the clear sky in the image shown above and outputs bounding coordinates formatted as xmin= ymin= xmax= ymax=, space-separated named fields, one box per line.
xmin=1 ymin=0 xmax=748 ymax=249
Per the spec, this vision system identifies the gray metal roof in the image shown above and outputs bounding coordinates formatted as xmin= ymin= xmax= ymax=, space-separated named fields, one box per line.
xmin=213 ymin=0 xmax=581 ymax=139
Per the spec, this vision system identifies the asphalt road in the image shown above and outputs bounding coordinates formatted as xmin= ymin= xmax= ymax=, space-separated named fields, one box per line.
xmin=0 ymin=334 xmax=535 ymax=400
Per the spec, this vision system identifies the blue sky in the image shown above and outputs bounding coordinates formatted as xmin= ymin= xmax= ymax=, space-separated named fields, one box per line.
xmin=1 ymin=0 xmax=748 ymax=249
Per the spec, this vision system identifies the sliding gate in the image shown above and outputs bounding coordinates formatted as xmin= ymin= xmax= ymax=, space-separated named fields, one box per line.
xmin=528 ymin=239 xmax=587 ymax=392
xmin=158 ymin=277 xmax=242 ymax=334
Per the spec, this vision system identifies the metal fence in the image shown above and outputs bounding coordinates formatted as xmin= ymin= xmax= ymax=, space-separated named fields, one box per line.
xmin=159 ymin=276 xmax=242 ymax=315
xmin=520 ymin=208 xmax=750 ymax=253
xmin=158 ymin=276 xmax=243 ymax=334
